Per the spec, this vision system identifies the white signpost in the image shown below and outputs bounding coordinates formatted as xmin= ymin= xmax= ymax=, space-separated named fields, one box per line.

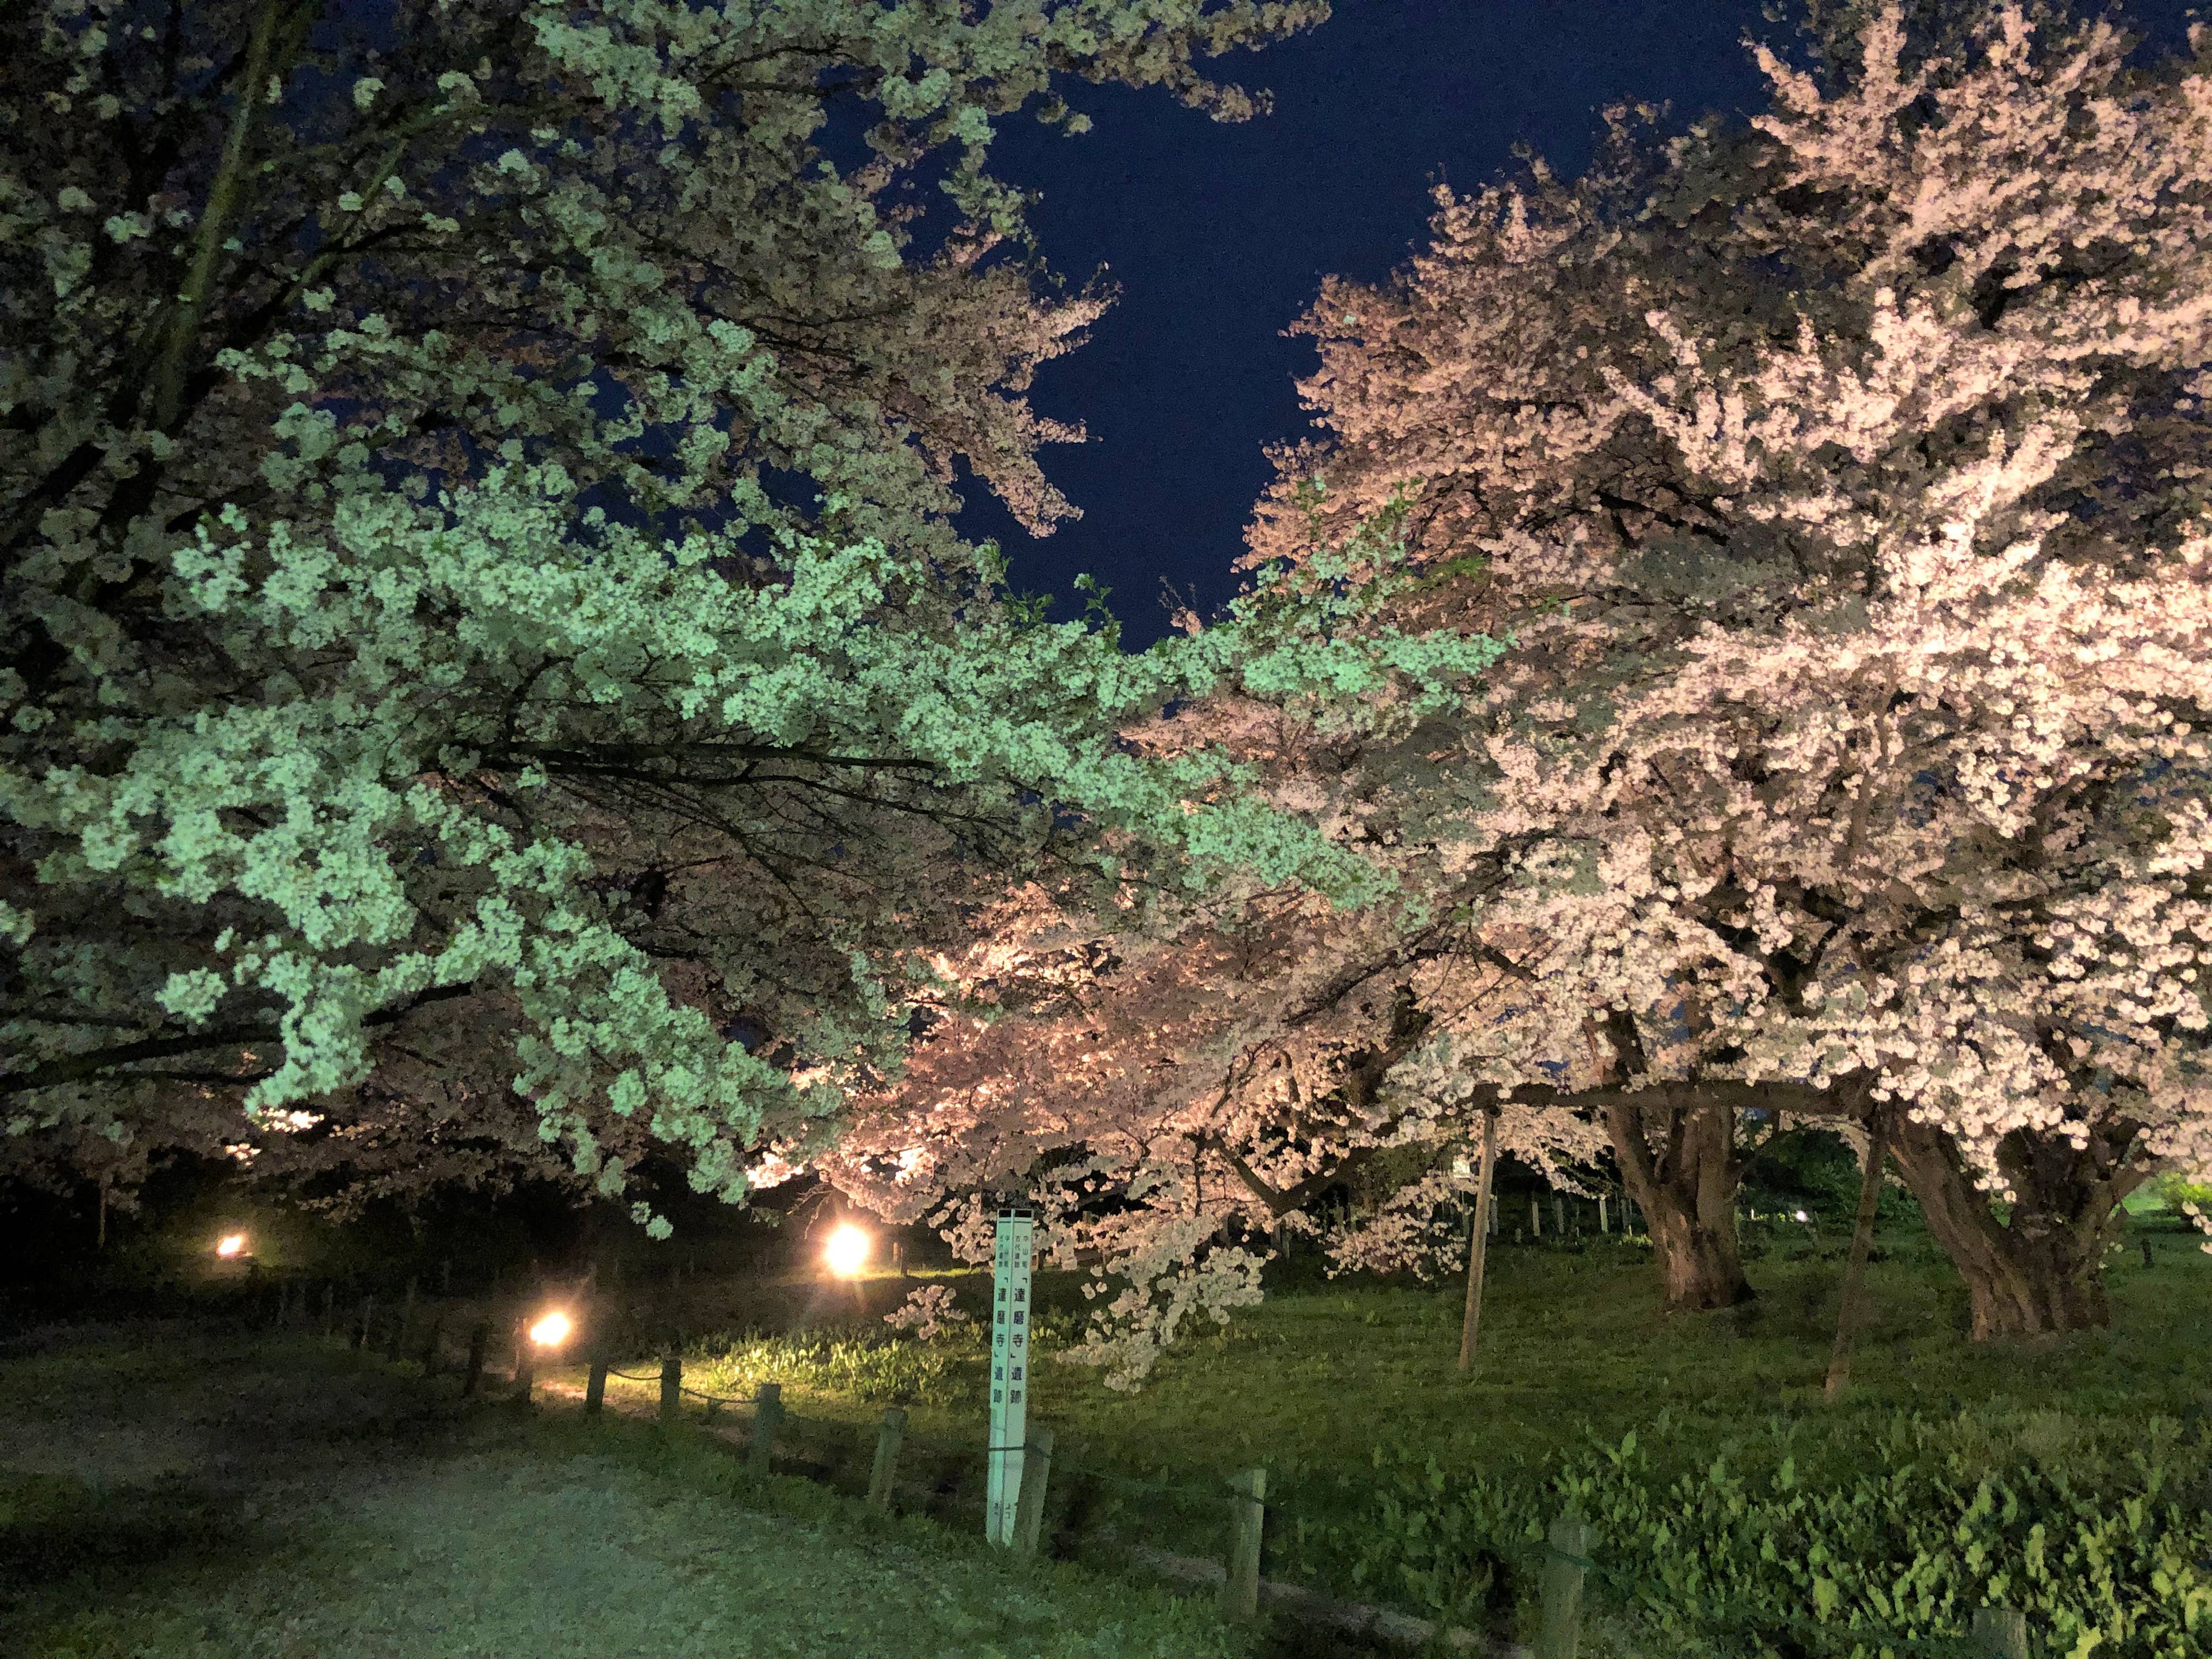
xmin=985 ymin=1207 xmax=1035 ymax=1546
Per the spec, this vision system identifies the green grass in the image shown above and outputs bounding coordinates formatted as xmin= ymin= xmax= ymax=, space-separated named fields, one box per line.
xmin=548 ymin=1224 xmax=2212 ymax=1654
xmin=0 ymin=1330 xmax=1254 ymax=1659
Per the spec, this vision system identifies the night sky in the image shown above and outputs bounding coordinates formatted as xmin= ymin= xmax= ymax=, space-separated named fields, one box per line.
xmin=955 ymin=0 xmax=2194 ymax=650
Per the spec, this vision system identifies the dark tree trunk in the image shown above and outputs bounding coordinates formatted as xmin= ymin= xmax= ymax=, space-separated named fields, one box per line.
xmin=1603 ymin=1085 xmax=1753 ymax=1312
xmin=1886 ymin=1110 xmax=2145 ymax=1339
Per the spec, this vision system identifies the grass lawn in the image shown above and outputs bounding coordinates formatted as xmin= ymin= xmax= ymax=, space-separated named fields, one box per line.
xmin=543 ymin=1221 xmax=2212 ymax=1654
xmin=0 ymin=1327 xmax=1255 ymax=1659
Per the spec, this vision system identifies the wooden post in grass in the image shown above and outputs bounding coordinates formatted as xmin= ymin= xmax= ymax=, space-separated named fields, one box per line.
xmin=584 ymin=1340 xmax=608 ymax=1416
xmin=749 ymin=1382 xmax=783 ymax=1474
xmin=868 ymin=1406 xmax=907 ymax=1512
xmin=1528 ymin=1195 xmax=1540 ymax=1239
xmin=658 ymin=1353 xmax=681 ymax=1429
xmin=355 ymin=1294 xmax=376 ymax=1351
xmin=1222 ymin=1467 xmax=1266 ymax=1622
xmin=512 ymin=1318 xmax=534 ymax=1404
xmin=1824 ymin=1101 xmax=1891 ymax=1404
xmin=1554 ymin=1194 xmax=1565 ymax=1236
xmin=386 ymin=1277 xmax=415 ymax=1361
xmin=1014 ymin=1425 xmax=1055 ymax=1556
xmin=1459 ymin=1107 xmax=1499 ymax=1373
xmin=1536 ymin=1511 xmax=1590 ymax=1659
xmin=1972 ymin=1607 xmax=2029 ymax=1659
xmin=463 ymin=1319 xmax=490 ymax=1397
xmin=1598 ymin=1196 xmax=1609 ymax=1234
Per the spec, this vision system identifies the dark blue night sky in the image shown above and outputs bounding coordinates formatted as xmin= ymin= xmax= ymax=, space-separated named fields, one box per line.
xmin=957 ymin=0 xmax=2194 ymax=649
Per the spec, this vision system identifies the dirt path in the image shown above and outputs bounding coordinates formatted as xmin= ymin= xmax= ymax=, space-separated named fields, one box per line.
xmin=0 ymin=1323 xmax=1249 ymax=1659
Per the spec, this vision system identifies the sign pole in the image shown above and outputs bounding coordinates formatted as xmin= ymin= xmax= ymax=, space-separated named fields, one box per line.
xmin=986 ymin=1206 xmax=1035 ymax=1546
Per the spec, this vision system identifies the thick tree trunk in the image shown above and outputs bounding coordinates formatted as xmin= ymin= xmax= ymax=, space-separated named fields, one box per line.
xmin=1886 ymin=1110 xmax=2145 ymax=1339
xmin=1603 ymin=1086 xmax=1753 ymax=1312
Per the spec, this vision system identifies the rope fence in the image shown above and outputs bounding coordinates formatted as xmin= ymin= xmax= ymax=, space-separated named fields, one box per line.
xmin=268 ymin=1279 xmax=2046 ymax=1659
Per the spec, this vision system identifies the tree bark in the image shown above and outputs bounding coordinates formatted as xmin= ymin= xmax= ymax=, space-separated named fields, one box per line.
xmin=1885 ymin=1110 xmax=2145 ymax=1339
xmin=1603 ymin=1085 xmax=1754 ymax=1311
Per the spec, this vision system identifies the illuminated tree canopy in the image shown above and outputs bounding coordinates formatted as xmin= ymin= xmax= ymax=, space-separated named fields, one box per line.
xmin=844 ymin=0 xmax=2212 ymax=1374
xmin=1 ymin=0 xmax=1510 ymax=1219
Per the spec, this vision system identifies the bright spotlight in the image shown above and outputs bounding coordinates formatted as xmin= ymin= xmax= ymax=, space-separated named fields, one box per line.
xmin=528 ymin=1310 xmax=573 ymax=1348
xmin=1793 ymin=1209 xmax=1811 ymax=1223
xmin=824 ymin=1223 xmax=870 ymax=1278
xmin=215 ymin=1234 xmax=247 ymax=1258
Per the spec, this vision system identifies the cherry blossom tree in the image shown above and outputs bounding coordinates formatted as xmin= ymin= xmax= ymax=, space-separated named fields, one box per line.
xmin=4 ymin=0 xmax=1529 ymax=1224
xmin=839 ymin=0 xmax=2212 ymax=1358
xmin=1234 ymin=0 xmax=2212 ymax=1333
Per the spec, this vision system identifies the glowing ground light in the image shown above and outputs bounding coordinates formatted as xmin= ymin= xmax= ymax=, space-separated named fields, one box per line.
xmin=1794 ymin=1210 xmax=1812 ymax=1223
xmin=528 ymin=1310 xmax=573 ymax=1348
xmin=216 ymin=1234 xmax=247 ymax=1257
xmin=824 ymin=1223 xmax=870 ymax=1277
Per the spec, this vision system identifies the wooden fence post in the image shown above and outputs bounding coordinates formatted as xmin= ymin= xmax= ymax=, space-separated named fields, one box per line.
xmin=1972 ymin=1607 xmax=2030 ymax=1659
xmin=1536 ymin=1511 xmax=1590 ymax=1659
xmin=658 ymin=1353 xmax=682 ymax=1430
xmin=1014 ymin=1425 xmax=1055 ymax=1556
xmin=512 ymin=1320 xmax=534 ymax=1404
xmin=1459 ymin=1106 xmax=1499 ymax=1372
xmin=386 ymin=1277 xmax=415 ymax=1362
xmin=868 ymin=1406 xmax=907 ymax=1512
xmin=584 ymin=1342 xmax=608 ymax=1416
xmin=355 ymin=1294 xmax=376 ymax=1351
xmin=463 ymin=1319 xmax=490 ymax=1397
xmin=1824 ymin=1103 xmax=1891 ymax=1404
xmin=749 ymin=1382 xmax=783 ymax=1474
xmin=1221 ymin=1467 xmax=1266 ymax=1622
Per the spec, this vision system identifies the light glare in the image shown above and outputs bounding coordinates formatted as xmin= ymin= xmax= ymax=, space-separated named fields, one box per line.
xmin=215 ymin=1233 xmax=247 ymax=1257
xmin=825 ymin=1223 xmax=870 ymax=1277
xmin=529 ymin=1310 xmax=573 ymax=1347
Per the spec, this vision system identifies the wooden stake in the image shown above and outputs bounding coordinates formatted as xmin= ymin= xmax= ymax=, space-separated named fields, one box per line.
xmin=463 ymin=1319 xmax=490 ymax=1397
xmin=1535 ymin=1511 xmax=1590 ymax=1659
xmin=1824 ymin=1103 xmax=1890 ymax=1403
xmin=749 ymin=1382 xmax=783 ymax=1473
xmin=868 ymin=1406 xmax=907 ymax=1512
xmin=1972 ymin=1607 xmax=2029 ymax=1659
xmin=1459 ymin=1107 xmax=1499 ymax=1373
xmin=585 ymin=1343 xmax=608 ymax=1415
xmin=385 ymin=1277 xmax=415 ymax=1362
xmin=658 ymin=1353 xmax=681 ymax=1430
xmin=1014 ymin=1425 xmax=1055 ymax=1555
xmin=1221 ymin=1467 xmax=1266 ymax=1623
xmin=512 ymin=1320 xmax=534 ymax=1404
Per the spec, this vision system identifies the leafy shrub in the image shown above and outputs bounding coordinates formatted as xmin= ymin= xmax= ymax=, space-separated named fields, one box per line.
xmin=1338 ymin=1411 xmax=2212 ymax=1657
xmin=684 ymin=1325 xmax=981 ymax=1406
